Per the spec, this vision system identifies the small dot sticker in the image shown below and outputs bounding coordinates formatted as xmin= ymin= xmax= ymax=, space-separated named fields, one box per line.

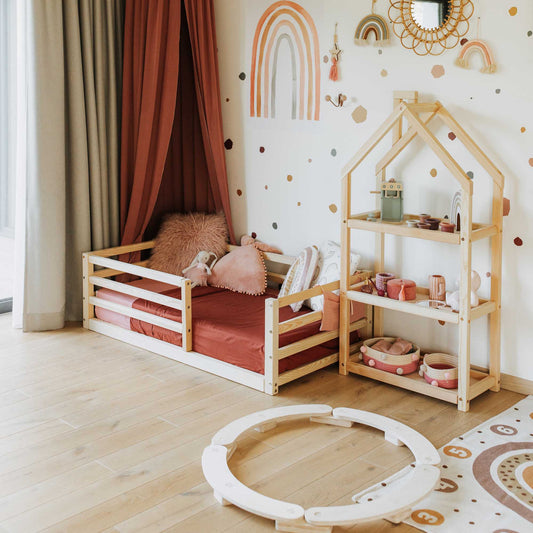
xmin=460 ymin=38 xmax=469 ymax=45
xmin=323 ymin=55 xmax=329 ymax=63
xmin=287 ymin=174 xmax=293 ymax=182
xmin=514 ymin=237 xmax=523 ymax=246
xmin=467 ymin=171 xmax=474 ymax=179
xmin=331 ymin=148 xmax=337 ymax=157
xmin=430 ymin=168 xmax=437 ymax=177
xmin=431 ymin=64 xmax=445 ymax=78
xmin=528 ymin=30 xmax=532 ymax=37
xmin=495 ymin=89 xmax=501 ymax=94
xmin=521 ymin=127 xmax=526 ymax=133
xmin=236 ymin=189 xmax=242 ymax=196
xmin=448 ymin=132 xmax=456 ymax=141
xmin=509 ymin=6 xmax=517 ymax=16
xmin=378 ymin=49 xmax=383 ymax=55
xmin=264 ymin=185 xmax=268 ymax=190
xmin=224 ymin=139 xmax=233 ymax=150
xmin=529 ymin=158 xmax=533 ymax=167
xmin=259 ymin=146 xmax=265 ymax=153
xmin=272 ymin=222 xmax=278 ymax=230
xmin=380 ymin=69 xmax=388 ymax=77
xmin=329 ymin=204 xmax=338 ymax=213
xmin=239 ymin=72 xmax=246 ymax=80
xmin=308 ymin=158 xmax=312 ymax=163
xmin=297 ymin=201 xmax=301 ymax=206
xmin=225 ymin=98 xmax=230 ymax=102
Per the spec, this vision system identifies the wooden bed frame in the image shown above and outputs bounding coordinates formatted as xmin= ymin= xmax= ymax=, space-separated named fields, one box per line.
xmin=82 ymin=242 xmax=371 ymax=395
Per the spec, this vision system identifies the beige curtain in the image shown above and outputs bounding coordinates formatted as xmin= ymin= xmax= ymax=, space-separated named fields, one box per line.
xmin=20 ymin=0 xmax=123 ymax=330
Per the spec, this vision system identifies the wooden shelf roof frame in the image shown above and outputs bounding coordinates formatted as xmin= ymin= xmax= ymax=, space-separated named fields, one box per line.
xmin=339 ymin=91 xmax=504 ymax=412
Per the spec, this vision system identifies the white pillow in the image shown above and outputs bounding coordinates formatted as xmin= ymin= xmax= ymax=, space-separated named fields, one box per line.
xmin=279 ymin=246 xmax=320 ymax=312
xmin=306 ymin=241 xmax=360 ymax=312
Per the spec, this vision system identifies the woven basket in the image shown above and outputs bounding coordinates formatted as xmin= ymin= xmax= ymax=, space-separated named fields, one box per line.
xmin=420 ymin=353 xmax=458 ymax=389
xmin=360 ymin=337 xmax=420 ymax=375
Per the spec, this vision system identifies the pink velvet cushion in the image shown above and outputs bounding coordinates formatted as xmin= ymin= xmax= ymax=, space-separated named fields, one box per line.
xmin=148 ymin=212 xmax=228 ymax=276
xmin=209 ymin=246 xmax=267 ymax=295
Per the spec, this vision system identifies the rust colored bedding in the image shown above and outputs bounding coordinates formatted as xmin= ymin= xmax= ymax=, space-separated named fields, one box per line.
xmin=130 ymin=286 xmax=356 ymax=375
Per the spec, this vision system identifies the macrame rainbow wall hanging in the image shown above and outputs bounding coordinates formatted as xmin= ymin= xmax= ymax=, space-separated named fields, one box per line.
xmin=354 ymin=14 xmax=390 ymax=45
xmin=250 ymin=1 xmax=320 ymax=121
xmin=455 ymin=39 xmax=497 ymax=74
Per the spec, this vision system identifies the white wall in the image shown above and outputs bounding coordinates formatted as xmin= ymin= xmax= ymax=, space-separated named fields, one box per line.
xmin=214 ymin=0 xmax=533 ymax=381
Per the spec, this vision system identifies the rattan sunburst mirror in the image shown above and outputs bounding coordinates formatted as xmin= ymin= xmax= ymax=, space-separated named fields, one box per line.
xmin=389 ymin=0 xmax=474 ymax=55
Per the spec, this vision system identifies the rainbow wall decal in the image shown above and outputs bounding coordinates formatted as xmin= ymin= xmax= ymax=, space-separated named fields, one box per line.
xmin=455 ymin=39 xmax=497 ymax=74
xmin=250 ymin=1 xmax=320 ymax=121
xmin=354 ymin=14 xmax=390 ymax=45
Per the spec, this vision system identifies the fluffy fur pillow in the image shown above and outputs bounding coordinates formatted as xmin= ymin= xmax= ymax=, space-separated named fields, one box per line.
xmin=209 ymin=245 xmax=267 ymax=295
xmin=148 ymin=213 xmax=228 ymax=276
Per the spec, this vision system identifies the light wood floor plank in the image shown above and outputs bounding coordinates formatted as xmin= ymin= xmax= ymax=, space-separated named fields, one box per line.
xmin=0 ymin=319 xmax=524 ymax=533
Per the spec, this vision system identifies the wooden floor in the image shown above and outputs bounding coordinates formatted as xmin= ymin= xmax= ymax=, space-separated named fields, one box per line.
xmin=0 ymin=314 xmax=524 ymax=533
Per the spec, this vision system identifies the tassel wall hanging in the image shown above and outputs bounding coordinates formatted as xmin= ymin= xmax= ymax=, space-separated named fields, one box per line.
xmin=354 ymin=0 xmax=390 ymax=46
xmin=455 ymin=18 xmax=497 ymax=74
xmin=329 ymin=23 xmax=342 ymax=81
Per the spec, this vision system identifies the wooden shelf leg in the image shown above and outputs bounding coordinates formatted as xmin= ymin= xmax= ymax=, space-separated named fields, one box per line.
xmin=489 ymin=182 xmax=503 ymax=392
xmin=458 ymin=189 xmax=473 ymax=412
xmin=340 ymin=174 xmax=352 ymax=375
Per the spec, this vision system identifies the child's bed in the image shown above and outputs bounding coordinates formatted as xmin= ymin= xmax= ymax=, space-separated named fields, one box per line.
xmin=82 ymin=242 xmax=371 ymax=394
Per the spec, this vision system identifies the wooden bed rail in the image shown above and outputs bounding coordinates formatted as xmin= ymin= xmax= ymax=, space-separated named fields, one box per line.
xmin=264 ymin=271 xmax=372 ymax=395
xmin=82 ymin=252 xmax=192 ymax=351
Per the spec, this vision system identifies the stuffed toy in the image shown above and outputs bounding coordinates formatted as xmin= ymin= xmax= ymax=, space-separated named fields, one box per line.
xmin=182 ymin=251 xmax=218 ymax=287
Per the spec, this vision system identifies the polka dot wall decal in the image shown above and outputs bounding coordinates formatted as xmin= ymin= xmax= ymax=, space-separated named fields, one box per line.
xmin=238 ymin=72 xmax=246 ymax=80
xmin=287 ymin=174 xmax=293 ymax=182
xmin=528 ymin=30 xmax=532 ymax=37
xmin=236 ymin=189 xmax=242 ymax=196
xmin=467 ymin=171 xmax=474 ymax=179
xmin=330 ymin=148 xmax=337 ymax=157
xmin=297 ymin=201 xmax=301 ymax=206
xmin=323 ymin=55 xmax=329 ymax=63
xmin=514 ymin=237 xmax=523 ymax=246
xmin=521 ymin=127 xmax=526 ymax=133
xmin=225 ymin=98 xmax=230 ymax=102
xmin=448 ymin=132 xmax=456 ymax=141
xmin=308 ymin=158 xmax=312 ymax=163
xmin=529 ymin=158 xmax=533 ymax=167
xmin=329 ymin=204 xmax=338 ymax=213
xmin=509 ymin=6 xmax=517 ymax=16
xmin=431 ymin=64 xmax=445 ymax=78
xmin=378 ymin=49 xmax=383 ymax=55
xmin=486 ymin=272 xmax=491 ymax=278
xmin=430 ymin=168 xmax=438 ymax=177
xmin=272 ymin=222 xmax=278 ymax=230
xmin=495 ymin=88 xmax=501 ymax=94
xmin=460 ymin=37 xmax=468 ymax=45
xmin=264 ymin=185 xmax=268 ymax=190
xmin=381 ymin=69 xmax=388 ymax=77
xmin=259 ymin=146 xmax=265 ymax=153
xmin=352 ymin=105 xmax=367 ymax=124
xmin=224 ymin=139 xmax=233 ymax=150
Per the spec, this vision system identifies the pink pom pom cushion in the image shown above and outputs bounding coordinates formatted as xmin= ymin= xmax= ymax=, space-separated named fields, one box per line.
xmin=148 ymin=212 xmax=228 ymax=276
xmin=209 ymin=245 xmax=267 ymax=295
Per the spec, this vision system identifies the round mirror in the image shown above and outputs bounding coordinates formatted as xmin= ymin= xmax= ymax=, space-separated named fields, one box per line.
xmin=410 ymin=0 xmax=452 ymax=30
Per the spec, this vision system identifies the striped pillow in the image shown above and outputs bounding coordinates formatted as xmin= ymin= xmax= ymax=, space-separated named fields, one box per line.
xmin=278 ymin=246 xmax=320 ymax=312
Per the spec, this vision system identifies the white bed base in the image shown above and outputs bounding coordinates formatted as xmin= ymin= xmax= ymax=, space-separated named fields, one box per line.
xmin=202 ymin=405 xmax=441 ymax=532
xmin=82 ymin=242 xmax=371 ymax=395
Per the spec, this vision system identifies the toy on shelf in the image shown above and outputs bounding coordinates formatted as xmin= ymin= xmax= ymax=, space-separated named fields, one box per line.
xmin=446 ymin=270 xmax=481 ymax=311
xmin=182 ymin=251 xmax=218 ymax=287
xmin=360 ymin=337 xmax=420 ymax=375
xmin=419 ymin=353 xmax=458 ymax=389
xmin=387 ymin=278 xmax=416 ymax=301
xmin=380 ymin=179 xmax=403 ymax=222
xmin=428 ymin=275 xmax=446 ymax=302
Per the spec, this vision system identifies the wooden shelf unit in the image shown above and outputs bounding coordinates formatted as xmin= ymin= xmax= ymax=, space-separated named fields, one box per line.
xmin=339 ymin=91 xmax=504 ymax=412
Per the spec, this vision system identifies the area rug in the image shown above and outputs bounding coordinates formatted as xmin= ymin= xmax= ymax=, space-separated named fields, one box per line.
xmin=405 ymin=395 xmax=533 ymax=532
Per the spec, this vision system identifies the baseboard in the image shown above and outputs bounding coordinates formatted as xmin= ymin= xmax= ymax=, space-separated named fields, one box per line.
xmin=471 ymin=365 xmax=533 ymax=395
xmin=0 ymin=298 xmax=12 ymax=314
xmin=500 ymin=373 xmax=533 ymax=395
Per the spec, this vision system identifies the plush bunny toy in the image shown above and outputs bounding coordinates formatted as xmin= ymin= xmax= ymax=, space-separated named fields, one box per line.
xmin=445 ymin=270 xmax=481 ymax=312
xmin=182 ymin=251 xmax=218 ymax=287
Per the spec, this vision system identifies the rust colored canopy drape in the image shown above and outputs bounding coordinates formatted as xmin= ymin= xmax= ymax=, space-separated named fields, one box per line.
xmin=120 ymin=0 xmax=235 ymax=246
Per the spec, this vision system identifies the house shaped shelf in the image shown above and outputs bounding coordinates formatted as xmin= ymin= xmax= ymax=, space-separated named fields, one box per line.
xmin=339 ymin=91 xmax=504 ymax=412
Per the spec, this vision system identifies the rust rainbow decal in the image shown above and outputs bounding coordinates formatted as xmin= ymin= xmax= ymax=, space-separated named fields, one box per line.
xmin=455 ymin=39 xmax=497 ymax=74
xmin=354 ymin=14 xmax=390 ymax=45
xmin=250 ymin=1 xmax=320 ymax=121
